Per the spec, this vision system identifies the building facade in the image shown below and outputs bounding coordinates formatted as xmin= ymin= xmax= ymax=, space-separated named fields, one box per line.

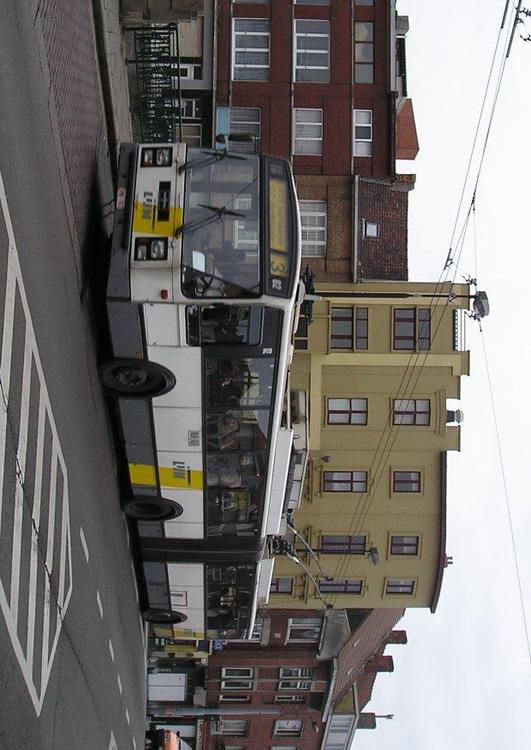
xmin=270 ymin=280 xmax=472 ymax=612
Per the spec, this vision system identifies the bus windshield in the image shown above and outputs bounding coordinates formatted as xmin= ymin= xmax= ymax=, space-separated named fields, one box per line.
xmin=181 ymin=149 xmax=261 ymax=298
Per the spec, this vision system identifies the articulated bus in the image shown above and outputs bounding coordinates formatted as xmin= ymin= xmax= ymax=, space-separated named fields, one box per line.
xmin=101 ymin=142 xmax=305 ymax=640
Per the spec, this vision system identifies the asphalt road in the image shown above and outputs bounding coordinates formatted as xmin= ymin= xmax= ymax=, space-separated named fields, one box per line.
xmin=0 ymin=2 xmax=145 ymax=748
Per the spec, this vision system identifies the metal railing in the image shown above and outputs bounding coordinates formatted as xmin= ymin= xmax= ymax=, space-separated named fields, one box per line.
xmin=126 ymin=23 xmax=182 ymax=143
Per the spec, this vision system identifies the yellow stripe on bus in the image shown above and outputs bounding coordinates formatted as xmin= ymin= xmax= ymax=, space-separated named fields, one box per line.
xmin=128 ymin=463 xmax=203 ymax=490
xmin=132 ymin=203 xmax=183 ymax=235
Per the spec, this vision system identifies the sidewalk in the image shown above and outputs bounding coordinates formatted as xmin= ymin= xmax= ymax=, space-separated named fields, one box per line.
xmin=92 ymin=0 xmax=133 ymax=164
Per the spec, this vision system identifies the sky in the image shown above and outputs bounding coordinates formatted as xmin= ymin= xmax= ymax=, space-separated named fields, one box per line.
xmin=353 ymin=1 xmax=531 ymax=748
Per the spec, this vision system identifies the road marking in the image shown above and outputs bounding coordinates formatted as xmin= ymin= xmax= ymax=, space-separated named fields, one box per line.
xmin=125 ymin=707 xmax=130 ymax=725
xmin=108 ymin=638 xmax=115 ymax=663
xmin=108 ymin=732 xmax=118 ymax=750
xmin=96 ymin=590 xmax=104 ymax=619
xmin=132 ymin=738 xmax=136 ymax=750
xmin=117 ymin=673 xmax=123 ymax=695
xmin=79 ymin=525 xmax=89 ymax=563
xmin=0 ymin=169 xmax=72 ymax=716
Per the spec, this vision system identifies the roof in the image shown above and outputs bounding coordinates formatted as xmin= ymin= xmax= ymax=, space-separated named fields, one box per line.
xmin=396 ymin=98 xmax=419 ymax=160
xmin=430 ymin=452 xmax=448 ymax=613
xmin=331 ymin=608 xmax=404 ymax=709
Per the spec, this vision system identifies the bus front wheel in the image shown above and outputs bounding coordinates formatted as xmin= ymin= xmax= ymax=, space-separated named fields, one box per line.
xmin=100 ymin=358 xmax=175 ymax=398
xmin=143 ymin=609 xmax=187 ymax=625
xmin=123 ymin=496 xmax=183 ymax=522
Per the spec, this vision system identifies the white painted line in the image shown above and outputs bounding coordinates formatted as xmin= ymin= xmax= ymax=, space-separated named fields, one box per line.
xmin=79 ymin=526 xmax=89 ymax=563
xmin=108 ymin=732 xmax=118 ymax=750
xmin=132 ymin=737 xmax=136 ymax=750
xmin=9 ymin=326 xmax=33 ymax=626
xmin=97 ymin=590 xmax=104 ymax=619
xmin=125 ymin=707 xmax=130 ymax=725
xmin=130 ymin=559 xmax=139 ymax=605
xmin=40 ymin=449 xmax=58 ymax=689
xmin=108 ymin=638 xmax=114 ymax=662
xmin=25 ymin=395 xmax=46 ymax=667
xmin=123 ymin=517 xmax=130 ymax=548
xmin=117 ymin=673 xmax=123 ymax=695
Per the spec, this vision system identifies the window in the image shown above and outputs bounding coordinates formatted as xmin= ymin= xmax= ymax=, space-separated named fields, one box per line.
xmin=319 ymin=578 xmax=363 ymax=594
xmin=293 ymin=108 xmax=323 ymax=155
xmin=233 ymin=19 xmax=270 ymax=81
xmin=355 ymin=0 xmax=374 ymax=5
xmin=330 ymin=307 xmax=368 ymax=349
xmin=222 ymin=720 xmax=248 ymax=736
xmin=182 ymin=123 xmax=202 ymax=147
xmin=363 ymin=220 xmax=379 ymax=238
xmin=279 ymin=667 xmax=313 ymax=690
xmin=294 ymin=20 xmax=330 ymax=82
xmin=287 ymin=618 xmax=322 ymax=642
xmin=270 ymin=577 xmax=293 ymax=594
xmin=393 ymin=399 xmax=430 ymax=426
xmin=385 ymin=578 xmax=415 ymax=595
xmin=390 ymin=535 xmax=419 ymax=556
xmin=220 ymin=694 xmax=251 ymax=703
xmin=275 ymin=695 xmax=306 ymax=703
xmin=354 ymin=21 xmax=374 ymax=82
xmin=180 ymin=98 xmax=202 ymax=119
xmin=274 ymin=719 xmax=303 ymax=737
xmin=321 ymin=535 xmax=366 ymax=554
xmin=221 ymin=668 xmax=254 ymax=690
xmin=327 ymin=397 xmax=368 ymax=425
xmin=300 ymin=200 xmax=327 ymax=256
xmin=353 ymin=109 xmax=373 ymax=156
xmin=229 ymin=107 xmax=261 ymax=153
xmin=323 ymin=471 xmax=367 ymax=492
xmin=393 ymin=307 xmax=431 ymax=350
xmin=393 ymin=470 xmax=421 ymax=493
xmin=296 ymin=0 xmax=330 ymax=4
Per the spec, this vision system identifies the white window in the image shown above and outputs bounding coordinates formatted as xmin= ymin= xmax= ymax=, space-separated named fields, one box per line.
xmin=287 ymin=617 xmax=322 ymax=642
xmin=222 ymin=720 xmax=248 ymax=736
xmin=293 ymin=108 xmax=323 ymax=155
xmin=274 ymin=719 xmax=303 ymax=737
xmin=233 ymin=19 xmax=270 ymax=81
xmin=363 ymin=220 xmax=379 ymax=238
xmin=221 ymin=667 xmax=254 ymax=690
xmin=279 ymin=667 xmax=313 ymax=690
xmin=234 ymin=195 xmax=259 ymax=253
xmin=179 ymin=98 xmax=202 ymax=119
xmin=229 ymin=107 xmax=261 ymax=153
xmin=353 ymin=109 xmax=373 ymax=156
xmin=300 ymin=200 xmax=326 ymax=257
xmin=182 ymin=123 xmax=202 ymax=147
xmin=294 ymin=20 xmax=330 ymax=82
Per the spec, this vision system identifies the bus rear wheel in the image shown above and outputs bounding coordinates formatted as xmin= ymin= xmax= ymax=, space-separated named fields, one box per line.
xmin=123 ymin=496 xmax=183 ymax=522
xmin=100 ymin=358 xmax=175 ymax=398
xmin=143 ymin=609 xmax=187 ymax=625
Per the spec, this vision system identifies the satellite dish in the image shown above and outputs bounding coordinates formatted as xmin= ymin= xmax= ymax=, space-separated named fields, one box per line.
xmin=473 ymin=291 xmax=490 ymax=319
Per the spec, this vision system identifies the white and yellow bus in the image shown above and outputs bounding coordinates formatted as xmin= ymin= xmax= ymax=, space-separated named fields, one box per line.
xmin=101 ymin=142 xmax=304 ymax=639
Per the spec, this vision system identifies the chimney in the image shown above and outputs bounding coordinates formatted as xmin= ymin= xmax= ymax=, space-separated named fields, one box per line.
xmin=385 ymin=630 xmax=408 ymax=645
xmin=365 ymin=655 xmax=394 ymax=673
xmin=357 ymin=713 xmax=377 ymax=729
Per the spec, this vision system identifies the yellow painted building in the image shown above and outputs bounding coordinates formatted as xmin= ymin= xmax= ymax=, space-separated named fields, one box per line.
xmin=269 ymin=281 xmax=474 ymax=612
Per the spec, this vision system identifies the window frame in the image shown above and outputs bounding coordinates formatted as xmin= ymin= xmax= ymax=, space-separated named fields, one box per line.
xmin=300 ymin=199 xmax=327 ymax=257
xmin=323 ymin=470 xmax=368 ymax=493
xmin=392 ymin=470 xmax=422 ymax=494
xmin=270 ymin=576 xmax=294 ymax=594
xmin=273 ymin=719 xmax=304 ymax=738
xmin=329 ymin=306 xmax=368 ymax=350
xmin=385 ymin=578 xmax=416 ymax=596
xmin=354 ymin=21 xmax=374 ymax=83
xmin=232 ymin=18 xmax=270 ymax=81
xmin=353 ymin=108 xmax=373 ymax=157
xmin=320 ymin=534 xmax=367 ymax=554
xmin=293 ymin=19 xmax=330 ymax=82
xmin=293 ymin=108 xmax=323 ymax=155
xmin=228 ymin=106 xmax=261 ymax=153
xmin=221 ymin=720 xmax=249 ymax=737
xmin=319 ymin=578 xmax=364 ymax=594
xmin=286 ymin=618 xmax=322 ymax=643
xmin=392 ymin=307 xmax=431 ymax=351
xmin=389 ymin=534 xmax=420 ymax=556
xmin=326 ymin=397 xmax=368 ymax=425
xmin=392 ymin=399 xmax=431 ymax=426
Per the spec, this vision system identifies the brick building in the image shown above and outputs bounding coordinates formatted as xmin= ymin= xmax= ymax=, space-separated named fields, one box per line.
xmin=214 ymin=0 xmax=418 ymax=282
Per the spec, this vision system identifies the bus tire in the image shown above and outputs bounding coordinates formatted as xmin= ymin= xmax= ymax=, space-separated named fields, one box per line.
xmin=123 ymin=496 xmax=183 ymax=522
xmin=100 ymin=358 xmax=175 ymax=398
xmin=143 ymin=609 xmax=187 ymax=625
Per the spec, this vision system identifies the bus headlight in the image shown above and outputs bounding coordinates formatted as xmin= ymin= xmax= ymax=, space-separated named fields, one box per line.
xmin=134 ymin=238 xmax=168 ymax=261
xmin=141 ymin=147 xmax=173 ymax=167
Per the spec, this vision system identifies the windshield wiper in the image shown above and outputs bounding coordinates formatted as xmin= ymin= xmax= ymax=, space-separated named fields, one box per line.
xmin=178 ymin=148 xmax=247 ymax=175
xmin=175 ymin=204 xmax=247 ymax=237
